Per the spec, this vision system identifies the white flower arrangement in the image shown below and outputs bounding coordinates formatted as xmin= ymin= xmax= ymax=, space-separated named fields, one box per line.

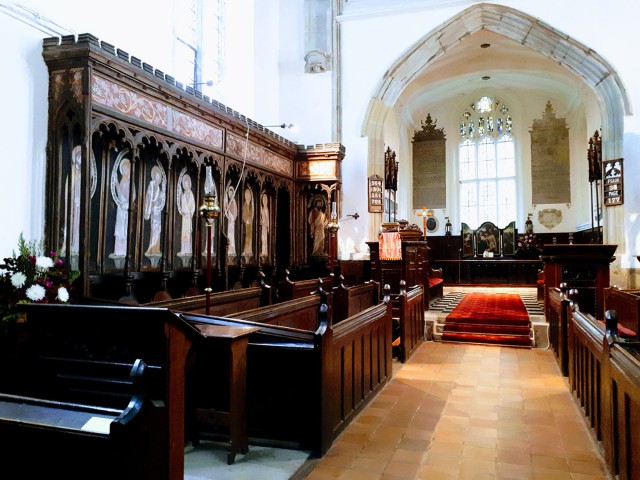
xmin=1 ymin=234 xmax=79 ymax=328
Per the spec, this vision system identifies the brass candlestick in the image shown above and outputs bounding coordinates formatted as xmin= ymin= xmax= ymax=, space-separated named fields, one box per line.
xmin=327 ymin=202 xmax=340 ymax=274
xmin=199 ymin=192 xmax=220 ymax=315
xmin=421 ymin=208 xmax=428 ymax=241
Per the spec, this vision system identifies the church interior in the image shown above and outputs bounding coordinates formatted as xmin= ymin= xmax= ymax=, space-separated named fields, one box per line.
xmin=1 ymin=1 xmax=639 ymax=479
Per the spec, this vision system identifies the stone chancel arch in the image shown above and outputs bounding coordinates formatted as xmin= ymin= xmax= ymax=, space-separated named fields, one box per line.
xmin=363 ymin=3 xmax=630 ymax=146
xmin=360 ymin=2 xmax=631 ymax=279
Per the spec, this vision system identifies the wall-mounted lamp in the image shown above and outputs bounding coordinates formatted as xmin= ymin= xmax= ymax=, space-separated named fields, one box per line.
xmin=191 ymin=80 xmax=214 ymax=88
xmin=265 ymin=123 xmax=295 ymax=129
xmin=445 ymin=216 xmax=452 ymax=237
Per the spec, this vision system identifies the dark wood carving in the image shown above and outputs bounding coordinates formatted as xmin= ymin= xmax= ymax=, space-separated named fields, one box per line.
xmin=41 ymin=34 xmax=342 ymax=302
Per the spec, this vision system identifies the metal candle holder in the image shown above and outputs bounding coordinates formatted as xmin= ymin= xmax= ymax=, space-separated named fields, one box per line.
xmin=199 ymin=192 xmax=221 ymax=315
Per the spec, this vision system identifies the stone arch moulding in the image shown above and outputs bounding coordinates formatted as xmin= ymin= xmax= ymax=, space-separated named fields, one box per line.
xmin=361 ymin=2 xmax=631 ymax=159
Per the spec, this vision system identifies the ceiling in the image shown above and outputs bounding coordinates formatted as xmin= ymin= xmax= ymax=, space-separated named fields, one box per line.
xmin=397 ymin=29 xmax=591 ymax=126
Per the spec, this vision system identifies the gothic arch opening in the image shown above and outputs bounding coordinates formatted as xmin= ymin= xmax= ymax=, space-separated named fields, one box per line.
xmin=363 ymin=3 xmax=630 ymax=154
xmin=361 ymin=2 xmax=630 ymax=250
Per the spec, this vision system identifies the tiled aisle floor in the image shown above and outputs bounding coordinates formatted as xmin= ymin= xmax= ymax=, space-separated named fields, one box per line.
xmin=300 ymin=342 xmax=612 ymax=480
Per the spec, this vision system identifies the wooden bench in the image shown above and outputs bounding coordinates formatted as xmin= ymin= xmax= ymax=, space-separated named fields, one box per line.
xmin=96 ymin=272 xmax=273 ymax=316
xmin=226 ymin=294 xmax=322 ymax=330
xmin=536 ymin=268 xmax=545 ymax=301
xmin=603 ymin=286 xmax=640 ymax=338
xmin=1 ymin=303 xmax=199 ymax=480
xmin=425 ymin=258 xmax=444 ymax=306
xmin=0 ymin=358 xmax=160 ymax=479
xmin=602 ymin=312 xmax=640 ymax=480
xmin=277 ymin=269 xmax=333 ymax=302
xmin=389 ymin=281 xmax=425 ymax=363
xmin=332 ymin=276 xmax=379 ymax=324
xmin=547 ymin=284 xmax=570 ymax=375
xmin=568 ymin=303 xmax=606 ymax=444
xmin=149 ymin=284 xmax=269 ymax=316
xmin=181 ymin=297 xmax=393 ymax=456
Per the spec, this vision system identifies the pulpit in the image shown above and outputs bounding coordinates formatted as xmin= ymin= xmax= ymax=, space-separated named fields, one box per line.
xmin=367 ymin=222 xmax=429 ymax=297
xmin=540 ymin=244 xmax=617 ymax=319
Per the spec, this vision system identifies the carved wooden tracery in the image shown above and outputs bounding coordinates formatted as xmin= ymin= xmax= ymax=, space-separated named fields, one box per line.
xmin=42 ymin=33 xmax=342 ymax=302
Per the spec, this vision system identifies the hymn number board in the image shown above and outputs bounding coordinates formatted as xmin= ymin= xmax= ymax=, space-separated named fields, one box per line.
xmin=368 ymin=174 xmax=384 ymax=213
xmin=603 ymin=158 xmax=623 ymax=206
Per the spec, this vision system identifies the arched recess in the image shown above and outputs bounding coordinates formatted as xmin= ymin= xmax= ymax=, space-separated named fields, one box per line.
xmin=363 ymin=3 xmax=630 ymax=144
xmin=361 ymin=2 xmax=631 ymax=248
xmin=361 ymin=4 xmax=632 ymax=227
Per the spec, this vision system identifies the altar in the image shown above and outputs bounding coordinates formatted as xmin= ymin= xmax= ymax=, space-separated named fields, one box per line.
xmin=436 ymin=258 xmax=543 ymax=286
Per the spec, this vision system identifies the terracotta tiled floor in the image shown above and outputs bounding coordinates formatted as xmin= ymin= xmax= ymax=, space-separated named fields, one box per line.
xmin=301 ymin=341 xmax=612 ymax=479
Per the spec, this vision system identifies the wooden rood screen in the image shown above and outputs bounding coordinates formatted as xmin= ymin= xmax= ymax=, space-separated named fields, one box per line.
xmin=41 ymin=33 xmax=343 ymax=305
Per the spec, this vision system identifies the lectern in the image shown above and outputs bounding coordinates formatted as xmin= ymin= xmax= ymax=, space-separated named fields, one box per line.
xmin=366 ymin=221 xmax=429 ymax=297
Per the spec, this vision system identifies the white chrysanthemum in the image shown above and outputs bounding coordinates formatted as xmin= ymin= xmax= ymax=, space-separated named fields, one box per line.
xmin=35 ymin=256 xmax=54 ymax=272
xmin=25 ymin=284 xmax=46 ymax=302
xmin=10 ymin=272 xmax=27 ymax=288
xmin=56 ymin=286 xmax=69 ymax=302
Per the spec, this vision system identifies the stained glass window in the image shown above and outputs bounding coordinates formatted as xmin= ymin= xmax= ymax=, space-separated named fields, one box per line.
xmin=458 ymin=96 xmax=517 ymax=227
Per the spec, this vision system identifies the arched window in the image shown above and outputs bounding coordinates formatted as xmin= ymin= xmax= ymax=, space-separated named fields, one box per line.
xmin=458 ymin=96 xmax=516 ymax=228
xmin=174 ymin=0 xmax=225 ymax=90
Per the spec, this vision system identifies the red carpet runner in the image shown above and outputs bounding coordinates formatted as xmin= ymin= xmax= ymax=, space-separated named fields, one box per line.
xmin=442 ymin=292 xmax=532 ymax=348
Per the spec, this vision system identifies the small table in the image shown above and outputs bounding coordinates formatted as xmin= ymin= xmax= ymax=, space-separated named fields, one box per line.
xmin=193 ymin=324 xmax=259 ymax=464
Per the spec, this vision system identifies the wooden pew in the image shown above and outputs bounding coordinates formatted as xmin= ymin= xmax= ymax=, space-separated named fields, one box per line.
xmin=277 ymin=269 xmax=333 ymax=302
xmin=603 ymin=286 xmax=640 ymax=338
xmin=602 ymin=312 xmax=640 ymax=480
xmin=0 ymin=359 xmax=161 ymax=480
xmin=568 ymin=301 xmax=607 ymax=444
xmin=332 ymin=276 xmax=379 ymax=324
xmin=88 ymin=272 xmax=272 ymax=316
xmin=221 ymin=277 xmax=331 ymax=330
xmin=149 ymin=285 xmax=269 ymax=316
xmin=228 ymin=276 xmax=380 ymax=330
xmin=425 ymin=258 xmax=444 ymax=306
xmin=1 ymin=304 xmax=199 ymax=480
xmin=536 ymin=268 xmax=545 ymax=301
xmin=226 ymin=294 xmax=322 ymax=330
xmin=392 ymin=282 xmax=425 ymax=363
xmin=547 ymin=283 xmax=570 ymax=375
xmin=181 ymin=297 xmax=393 ymax=456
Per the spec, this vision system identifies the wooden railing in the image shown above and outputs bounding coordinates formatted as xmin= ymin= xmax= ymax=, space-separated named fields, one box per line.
xmin=547 ymin=284 xmax=570 ymax=375
xmin=603 ymin=316 xmax=640 ymax=480
xmin=569 ymin=308 xmax=606 ymax=442
xmin=392 ymin=281 xmax=425 ymax=363
xmin=568 ymin=298 xmax=640 ymax=479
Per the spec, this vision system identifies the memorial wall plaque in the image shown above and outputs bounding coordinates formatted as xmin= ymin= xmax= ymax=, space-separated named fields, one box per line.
xmin=530 ymin=102 xmax=571 ymax=205
xmin=413 ymin=139 xmax=446 ymax=209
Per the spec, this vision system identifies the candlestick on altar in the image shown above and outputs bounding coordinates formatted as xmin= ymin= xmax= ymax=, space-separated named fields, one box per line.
xmin=421 ymin=208 xmax=428 ymax=240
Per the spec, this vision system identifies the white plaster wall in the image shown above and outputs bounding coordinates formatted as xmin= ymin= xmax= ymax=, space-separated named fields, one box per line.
xmin=0 ymin=8 xmax=49 ymax=257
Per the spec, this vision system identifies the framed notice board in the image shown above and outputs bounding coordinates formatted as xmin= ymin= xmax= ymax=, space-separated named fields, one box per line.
xmin=603 ymin=158 xmax=623 ymax=206
xmin=368 ymin=174 xmax=384 ymax=213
